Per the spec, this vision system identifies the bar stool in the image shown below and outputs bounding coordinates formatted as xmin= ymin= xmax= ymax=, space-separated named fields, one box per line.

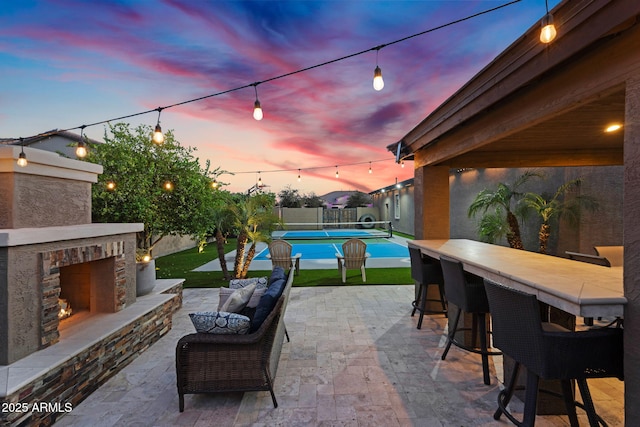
xmin=409 ymin=246 xmax=447 ymax=329
xmin=439 ymin=255 xmax=500 ymax=385
xmin=484 ymin=279 xmax=624 ymax=427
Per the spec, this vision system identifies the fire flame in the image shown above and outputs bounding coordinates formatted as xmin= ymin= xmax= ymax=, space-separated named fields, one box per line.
xmin=58 ymin=298 xmax=72 ymax=320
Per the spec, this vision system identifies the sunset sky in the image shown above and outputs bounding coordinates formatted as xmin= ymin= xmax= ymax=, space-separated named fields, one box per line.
xmin=0 ymin=0 xmax=559 ymax=195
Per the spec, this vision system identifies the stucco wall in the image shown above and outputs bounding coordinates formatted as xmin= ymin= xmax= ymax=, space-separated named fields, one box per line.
xmin=371 ymin=185 xmax=415 ymax=236
xmin=449 ymin=166 xmax=623 ymax=255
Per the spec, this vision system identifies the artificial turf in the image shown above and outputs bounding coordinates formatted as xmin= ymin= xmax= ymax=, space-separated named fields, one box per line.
xmin=155 ymin=238 xmax=412 ymax=288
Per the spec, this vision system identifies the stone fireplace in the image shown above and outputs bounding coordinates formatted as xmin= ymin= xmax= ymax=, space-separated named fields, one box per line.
xmin=0 ymin=146 xmax=183 ymax=425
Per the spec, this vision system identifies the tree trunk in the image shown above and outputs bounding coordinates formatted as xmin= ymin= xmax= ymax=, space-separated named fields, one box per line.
xmin=538 ymin=223 xmax=551 ymax=254
xmin=506 ymin=211 xmax=524 ymax=250
xmin=215 ymin=229 xmax=230 ymax=280
xmin=240 ymin=243 xmax=258 ymax=279
xmin=234 ymin=231 xmax=248 ymax=279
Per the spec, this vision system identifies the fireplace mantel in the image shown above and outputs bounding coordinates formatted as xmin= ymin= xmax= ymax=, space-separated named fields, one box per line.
xmin=0 ymin=223 xmax=143 ymax=247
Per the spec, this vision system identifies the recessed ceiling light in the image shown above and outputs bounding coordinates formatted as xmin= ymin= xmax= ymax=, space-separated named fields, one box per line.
xmin=605 ymin=123 xmax=623 ymax=133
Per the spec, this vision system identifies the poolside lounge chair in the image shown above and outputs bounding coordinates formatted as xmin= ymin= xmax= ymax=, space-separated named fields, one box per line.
xmin=267 ymin=240 xmax=301 ymax=275
xmin=336 ymin=238 xmax=370 ymax=283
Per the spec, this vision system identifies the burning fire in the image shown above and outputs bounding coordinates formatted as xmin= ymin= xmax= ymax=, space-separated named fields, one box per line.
xmin=58 ymin=298 xmax=72 ymax=320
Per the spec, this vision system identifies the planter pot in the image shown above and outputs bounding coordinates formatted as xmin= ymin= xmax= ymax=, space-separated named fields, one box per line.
xmin=136 ymin=259 xmax=156 ymax=297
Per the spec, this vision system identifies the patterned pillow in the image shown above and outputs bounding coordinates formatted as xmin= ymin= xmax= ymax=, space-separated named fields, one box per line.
xmin=219 ymin=286 xmax=266 ymax=310
xmin=229 ymin=277 xmax=268 ymax=289
xmin=219 ymin=283 xmax=256 ymax=313
xmin=189 ymin=312 xmax=250 ymax=334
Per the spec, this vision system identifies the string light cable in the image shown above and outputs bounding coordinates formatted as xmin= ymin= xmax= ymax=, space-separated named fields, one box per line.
xmin=6 ymin=0 xmax=521 ymax=144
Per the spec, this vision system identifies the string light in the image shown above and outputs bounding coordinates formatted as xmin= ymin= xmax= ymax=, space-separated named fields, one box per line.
xmin=373 ymin=46 xmax=385 ymax=91
xmin=152 ymin=108 xmax=164 ymax=144
xmin=298 ymin=169 xmax=301 ymax=182
xmin=211 ymin=179 xmax=219 ymax=189
xmin=17 ymin=138 xmax=28 ymax=167
xmin=335 ymin=166 xmax=339 ymax=178
xmin=6 ymin=2 xmax=520 ymax=145
xmin=252 ymin=83 xmax=263 ymax=121
xmin=106 ymin=181 xmax=116 ymax=191
xmin=401 ymin=160 xmax=405 ymax=168
xmin=540 ymin=0 xmax=557 ymax=43
xmin=76 ymin=125 xmax=88 ymax=158
xmin=257 ymin=172 xmax=263 ymax=187
xmin=163 ymin=180 xmax=173 ymax=191
xmin=369 ymin=162 xmax=373 ymax=174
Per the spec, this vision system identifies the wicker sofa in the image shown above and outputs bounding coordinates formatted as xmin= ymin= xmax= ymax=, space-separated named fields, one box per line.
xmin=175 ymin=267 xmax=294 ymax=411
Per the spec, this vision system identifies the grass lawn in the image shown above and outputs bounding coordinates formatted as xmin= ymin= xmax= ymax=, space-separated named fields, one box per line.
xmin=155 ymin=238 xmax=412 ymax=288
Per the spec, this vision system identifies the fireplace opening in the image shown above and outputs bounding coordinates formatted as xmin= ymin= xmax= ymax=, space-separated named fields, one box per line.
xmin=58 ymin=257 xmax=117 ymax=328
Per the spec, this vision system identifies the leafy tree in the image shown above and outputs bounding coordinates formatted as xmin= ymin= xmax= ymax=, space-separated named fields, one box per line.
xmin=468 ymin=170 xmax=542 ymax=250
xmin=302 ymin=192 xmax=325 ymax=208
xmin=88 ymin=123 xmax=221 ymax=259
xmin=230 ymin=192 xmax=282 ymax=278
xmin=523 ymin=178 xmax=599 ymax=254
xmin=278 ymin=185 xmax=302 ymax=207
xmin=346 ymin=191 xmax=372 ymax=208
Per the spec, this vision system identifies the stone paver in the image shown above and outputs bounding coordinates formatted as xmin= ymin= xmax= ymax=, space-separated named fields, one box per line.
xmin=57 ymin=285 xmax=624 ymax=426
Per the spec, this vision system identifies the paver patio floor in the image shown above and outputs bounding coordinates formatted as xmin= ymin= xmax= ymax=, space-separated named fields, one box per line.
xmin=57 ymin=285 xmax=624 ymax=426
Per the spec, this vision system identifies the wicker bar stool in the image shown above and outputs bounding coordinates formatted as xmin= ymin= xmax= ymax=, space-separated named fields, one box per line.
xmin=439 ymin=255 xmax=501 ymax=385
xmin=409 ymin=246 xmax=447 ymax=329
xmin=484 ymin=279 xmax=624 ymax=427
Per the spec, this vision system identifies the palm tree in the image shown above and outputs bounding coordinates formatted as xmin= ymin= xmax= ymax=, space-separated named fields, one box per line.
xmin=231 ymin=193 xmax=282 ymax=279
xmin=523 ymin=178 xmax=599 ymax=254
xmin=468 ymin=170 xmax=543 ymax=250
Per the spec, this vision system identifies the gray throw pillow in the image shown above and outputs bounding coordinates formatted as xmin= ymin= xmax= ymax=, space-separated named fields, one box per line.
xmin=219 ymin=283 xmax=256 ymax=313
xmin=219 ymin=286 xmax=266 ymax=310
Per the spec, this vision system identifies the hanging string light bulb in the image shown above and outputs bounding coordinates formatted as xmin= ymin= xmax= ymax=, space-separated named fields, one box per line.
xmin=298 ymin=169 xmax=301 ymax=182
xmin=373 ymin=46 xmax=385 ymax=91
xmin=369 ymin=162 xmax=373 ymax=174
xmin=152 ymin=107 xmax=165 ymax=144
xmin=540 ymin=0 xmax=557 ymax=43
xmin=17 ymin=138 xmax=28 ymax=167
xmin=76 ymin=125 xmax=88 ymax=158
xmin=257 ymin=172 xmax=263 ymax=187
xmin=211 ymin=179 xmax=218 ymax=189
xmin=335 ymin=166 xmax=339 ymax=179
xmin=401 ymin=160 xmax=405 ymax=168
xmin=252 ymin=83 xmax=263 ymax=121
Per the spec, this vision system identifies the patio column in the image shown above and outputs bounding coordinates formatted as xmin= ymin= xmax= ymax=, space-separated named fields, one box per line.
xmin=414 ymin=165 xmax=449 ymax=239
xmin=624 ymin=75 xmax=640 ymax=425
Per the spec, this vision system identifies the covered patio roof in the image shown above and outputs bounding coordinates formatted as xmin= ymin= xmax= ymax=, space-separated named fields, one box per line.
xmin=391 ymin=0 xmax=640 ymax=424
xmin=391 ymin=0 xmax=636 ymax=169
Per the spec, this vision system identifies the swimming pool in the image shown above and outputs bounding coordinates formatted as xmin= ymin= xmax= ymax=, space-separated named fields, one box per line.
xmin=255 ymin=239 xmax=408 ymax=260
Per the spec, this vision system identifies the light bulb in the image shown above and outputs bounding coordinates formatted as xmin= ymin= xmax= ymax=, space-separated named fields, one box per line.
xmin=297 ymin=170 xmax=301 ymax=182
xmin=106 ymin=181 xmax=116 ymax=191
xmin=373 ymin=66 xmax=384 ymax=91
xmin=153 ymin=124 xmax=164 ymax=144
xmin=142 ymin=254 xmax=151 ymax=262
xmin=76 ymin=143 xmax=87 ymax=158
xmin=540 ymin=14 xmax=556 ymax=43
xmin=164 ymin=181 xmax=173 ymax=191
xmin=17 ymin=151 xmax=28 ymax=167
xmin=335 ymin=167 xmax=339 ymax=179
xmin=253 ymin=100 xmax=263 ymax=121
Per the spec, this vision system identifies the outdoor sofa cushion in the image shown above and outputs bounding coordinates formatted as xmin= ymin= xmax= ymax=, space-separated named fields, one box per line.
xmin=229 ymin=276 xmax=268 ymax=289
xmin=250 ymin=271 xmax=287 ymax=333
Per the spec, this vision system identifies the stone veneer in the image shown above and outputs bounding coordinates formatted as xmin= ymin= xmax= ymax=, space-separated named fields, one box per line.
xmin=39 ymin=242 xmax=127 ymax=350
xmin=0 ymin=280 xmax=183 ymax=426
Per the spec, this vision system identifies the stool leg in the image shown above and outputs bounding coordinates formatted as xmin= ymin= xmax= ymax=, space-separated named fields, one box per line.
xmin=477 ymin=313 xmax=491 ymax=385
xmin=411 ymin=283 xmax=422 ymax=316
xmin=417 ymin=283 xmax=427 ymax=330
xmin=522 ymin=370 xmax=540 ymax=427
xmin=495 ymin=361 xmax=521 ymax=420
xmin=577 ymin=379 xmax=600 ymax=427
xmin=560 ymin=379 xmax=579 ymax=427
xmin=438 ymin=283 xmax=448 ymax=318
xmin=441 ymin=306 xmax=461 ymax=360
